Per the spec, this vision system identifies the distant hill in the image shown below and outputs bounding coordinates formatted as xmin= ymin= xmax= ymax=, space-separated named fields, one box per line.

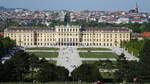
xmin=0 ymin=6 xmax=28 ymax=11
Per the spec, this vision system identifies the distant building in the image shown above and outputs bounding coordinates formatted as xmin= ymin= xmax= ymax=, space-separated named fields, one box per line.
xmin=4 ymin=25 xmax=132 ymax=47
xmin=128 ymin=15 xmax=148 ymax=23
xmin=142 ymin=32 xmax=150 ymax=38
xmin=0 ymin=32 xmax=4 ymax=36
xmin=131 ymin=33 xmax=143 ymax=40
xmin=129 ymin=3 xmax=139 ymax=14
xmin=116 ymin=18 xmax=129 ymax=24
xmin=132 ymin=32 xmax=150 ymax=40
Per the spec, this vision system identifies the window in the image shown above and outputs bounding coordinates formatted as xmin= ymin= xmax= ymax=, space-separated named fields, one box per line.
xmin=110 ymin=43 xmax=112 ymax=46
xmin=110 ymin=34 xmax=112 ymax=38
xmin=107 ymin=34 xmax=109 ymax=38
xmin=120 ymin=34 xmax=122 ymax=38
xmin=115 ymin=34 xmax=117 ymax=38
xmin=107 ymin=43 xmax=109 ymax=46
xmin=127 ymin=34 xmax=128 ymax=38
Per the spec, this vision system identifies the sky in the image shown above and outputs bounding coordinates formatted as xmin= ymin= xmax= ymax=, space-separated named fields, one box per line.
xmin=0 ymin=0 xmax=150 ymax=12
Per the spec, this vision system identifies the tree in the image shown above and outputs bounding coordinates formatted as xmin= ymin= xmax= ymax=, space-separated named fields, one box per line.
xmin=37 ymin=62 xmax=54 ymax=82
xmin=71 ymin=64 xmax=102 ymax=82
xmin=36 ymin=60 xmax=69 ymax=82
xmin=0 ymin=62 xmax=4 ymax=82
xmin=122 ymin=39 xmax=145 ymax=56
xmin=138 ymin=39 xmax=150 ymax=82
xmin=1 ymin=59 xmax=18 ymax=82
xmin=0 ymin=50 xmax=69 ymax=82
xmin=95 ymin=60 xmax=116 ymax=69
xmin=114 ymin=53 xmax=138 ymax=82
xmin=0 ymin=36 xmax=16 ymax=59
xmin=0 ymin=50 xmax=37 ymax=82
xmin=114 ymin=53 xmax=128 ymax=82
xmin=54 ymin=66 xmax=69 ymax=81
xmin=64 ymin=13 xmax=70 ymax=24
xmin=25 ymin=54 xmax=39 ymax=81
xmin=9 ymin=50 xmax=31 ymax=81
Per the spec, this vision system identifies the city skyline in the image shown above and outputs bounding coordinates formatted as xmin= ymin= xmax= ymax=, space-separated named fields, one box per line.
xmin=0 ymin=0 xmax=150 ymax=12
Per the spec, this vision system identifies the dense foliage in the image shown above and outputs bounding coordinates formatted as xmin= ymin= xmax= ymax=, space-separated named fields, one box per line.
xmin=138 ymin=39 xmax=150 ymax=82
xmin=95 ymin=60 xmax=116 ymax=69
xmin=114 ymin=53 xmax=138 ymax=82
xmin=0 ymin=36 xmax=16 ymax=59
xmin=71 ymin=64 xmax=102 ymax=82
xmin=0 ymin=50 xmax=69 ymax=82
xmin=115 ymin=39 xmax=150 ymax=82
xmin=37 ymin=61 xmax=69 ymax=82
xmin=64 ymin=13 xmax=71 ymax=24
xmin=121 ymin=39 xmax=145 ymax=56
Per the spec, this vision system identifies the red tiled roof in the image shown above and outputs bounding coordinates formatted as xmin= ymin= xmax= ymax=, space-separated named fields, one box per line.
xmin=6 ymin=27 xmax=131 ymax=32
xmin=6 ymin=27 xmax=55 ymax=32
xmin=132 ymin=33 xmax=143 ymax=37
xmin=0 ymin=32 xmax=4 ymax=36
xmin=129 ymin=19 xmax=143 ymax=21
xmin=142 ymin=32 xmax=150 ymax=37
xmin=82 ymin=27 xmax=130 ymax=32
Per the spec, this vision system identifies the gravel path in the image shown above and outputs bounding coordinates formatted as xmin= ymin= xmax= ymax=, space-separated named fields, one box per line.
xmin=56 ymin=46 xmax=82 ymax=75
xmin=110 ymin=46 xmax=139 ymax=61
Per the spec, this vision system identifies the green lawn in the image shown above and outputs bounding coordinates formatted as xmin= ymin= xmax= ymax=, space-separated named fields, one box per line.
xmin=48 ymin=60 xmax=57 ymax=64
xmin=82 ymin=60 xmax=98 ymax=64
xmin=79 ymin=52 xmax=118 ymax=58
xmin=78 ymin=48 xmax=111 ymax=51
xmin=101 ymin=72 xmax=114 ymax=79
xmin=29 ymin=52 xmax=58 ymax=58
xmin=82 ymin=60 xmax=117 ymax=69
xmin=26 ymin=47 xmax=59 ymax=50
xmin=82 ymin=60 xmax=117 ymax=64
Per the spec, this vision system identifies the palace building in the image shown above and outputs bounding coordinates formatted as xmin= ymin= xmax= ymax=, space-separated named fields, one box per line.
xmin=4 ymin=25 xmax=132 ymax=47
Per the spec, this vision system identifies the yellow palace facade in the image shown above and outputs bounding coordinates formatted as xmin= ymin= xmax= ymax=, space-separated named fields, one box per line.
xmin=4 ymin=25 xmax=132 ymax=47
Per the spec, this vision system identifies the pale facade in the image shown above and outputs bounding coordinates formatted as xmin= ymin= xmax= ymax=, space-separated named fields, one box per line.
xmin=4 ymin=25 xmax=132 ymax=47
